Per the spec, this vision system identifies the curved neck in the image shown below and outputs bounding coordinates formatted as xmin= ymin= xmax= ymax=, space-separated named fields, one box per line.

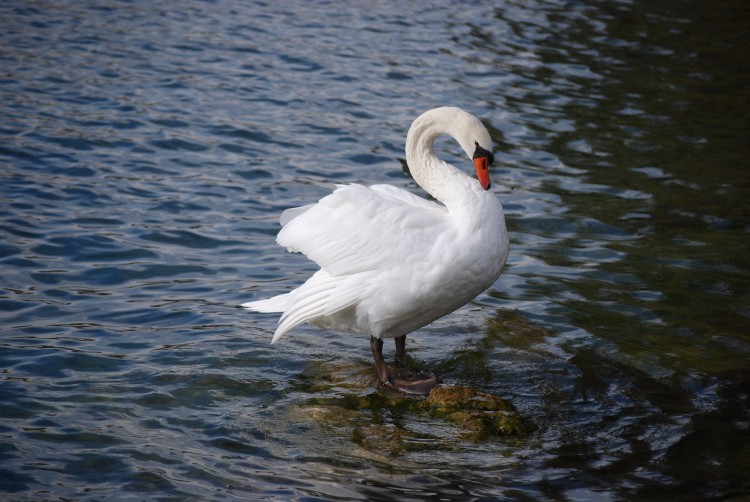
xmin=405 ymin=111 xmax=484 ymax=210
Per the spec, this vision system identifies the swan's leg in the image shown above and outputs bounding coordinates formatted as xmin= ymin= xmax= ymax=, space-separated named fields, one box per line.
xmin=370 ymin=336 xmax=437 ymax=396
xmin=370 ymin=336 xmax=393 ymax=386
xmin=394 ymin=335 xmax=407 ymax=366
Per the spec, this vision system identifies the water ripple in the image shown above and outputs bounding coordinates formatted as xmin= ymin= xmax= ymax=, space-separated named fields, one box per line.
xmin=0 ymin=0 xmax=748 ymax=500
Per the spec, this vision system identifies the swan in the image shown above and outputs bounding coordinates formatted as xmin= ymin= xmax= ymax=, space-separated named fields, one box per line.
xmin=242 ymin=107 xmax=509 ymax=395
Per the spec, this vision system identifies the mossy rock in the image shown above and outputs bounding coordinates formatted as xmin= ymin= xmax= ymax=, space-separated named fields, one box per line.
xmin=351 ymin=424 xmax=423 ymax=456
xmin=484 ymin=309 xmax=552 ymax=350
xmin=291 ymin=317 xmax=541 ymax=454
xmin=426 ymin=386 xmax=517 ymax=412
xmin=425 ymin=386 xmax=536 ymax=440
xmin=299 ymin=383 xmax=535 ymax=455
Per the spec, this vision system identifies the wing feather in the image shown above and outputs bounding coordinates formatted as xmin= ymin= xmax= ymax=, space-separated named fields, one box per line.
xmin=271 ymin=270 xmax=367 ymax=343
xmin=277 ymin=184 xmax=448 ymax=277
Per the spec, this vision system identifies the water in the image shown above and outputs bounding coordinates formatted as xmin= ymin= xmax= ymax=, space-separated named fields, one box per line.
xmin=1 ymin=0 xmax=748 ymax=499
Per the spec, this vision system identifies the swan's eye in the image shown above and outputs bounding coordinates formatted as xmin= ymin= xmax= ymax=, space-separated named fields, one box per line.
xmin=472 ymin=142 xmax=494 ymax=165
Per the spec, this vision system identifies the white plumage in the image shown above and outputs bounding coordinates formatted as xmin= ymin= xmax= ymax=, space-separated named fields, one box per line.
xmin=242 ymin=107 xmax=509 ymax=394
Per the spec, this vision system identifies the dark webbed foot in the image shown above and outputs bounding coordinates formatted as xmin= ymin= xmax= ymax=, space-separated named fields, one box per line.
xmin=386 ymin=375 xmax=438 ymax=396
xmin=370 ymin=336 xmax=438 ymax=396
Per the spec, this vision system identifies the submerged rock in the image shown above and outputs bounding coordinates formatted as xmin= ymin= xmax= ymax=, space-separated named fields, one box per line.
xmin=425 ymin=386 xmax=535 ymax=440
xmin=299 ymin=381 xmax=535 ymax=455
xmin=293 ymin=312 xmax=543 ymax=454
xmin=351 ymin=423 xmax=413 ymax=456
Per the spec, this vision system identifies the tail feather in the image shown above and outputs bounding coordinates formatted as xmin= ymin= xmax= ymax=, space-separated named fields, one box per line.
xmin=241 ymin=293 xmax=290 ymax=313
xmin=242 ymin=270 xmax=366 ymax=344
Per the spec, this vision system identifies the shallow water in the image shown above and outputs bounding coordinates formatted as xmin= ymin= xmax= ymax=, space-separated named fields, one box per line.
xmin=1 ymin=0 xmax=749 ymax=500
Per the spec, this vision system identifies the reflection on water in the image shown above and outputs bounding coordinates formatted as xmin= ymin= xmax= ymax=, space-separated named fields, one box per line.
xmin=1 ymin=0 xmax=748 ymax=499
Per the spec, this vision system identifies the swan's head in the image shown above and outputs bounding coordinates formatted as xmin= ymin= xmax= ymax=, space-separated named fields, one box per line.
xmin=407 ymin=106 xmax=496 ymax=191
xmin=437 ymin=107 xmax=495 ymax=191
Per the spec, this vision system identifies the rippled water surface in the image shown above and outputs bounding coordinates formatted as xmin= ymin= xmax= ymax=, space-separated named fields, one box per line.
xmin=2 ymin=0 xmax=749 ymax=500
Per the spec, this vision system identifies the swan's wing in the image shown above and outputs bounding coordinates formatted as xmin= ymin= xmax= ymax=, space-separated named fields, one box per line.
xmin=270 ymin=269 xmax=367 ymax=343
xmin=368 ymin=183 xmax=440 ymax=211
xmin=277 ymin=183 xmax=448 ymax=277
xmin=279 ymin=203 xmax=314 ymax=226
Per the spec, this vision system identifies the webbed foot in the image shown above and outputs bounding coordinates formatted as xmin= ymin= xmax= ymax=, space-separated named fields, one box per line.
xmin=386 ymin=375 xmax=438 ymax=396
xmin=371 ymin=336 xmax=438 ymax=396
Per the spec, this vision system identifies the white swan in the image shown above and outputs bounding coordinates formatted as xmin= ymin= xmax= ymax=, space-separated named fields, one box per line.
xmin=242 ymin=107 xmax=509 ymax=395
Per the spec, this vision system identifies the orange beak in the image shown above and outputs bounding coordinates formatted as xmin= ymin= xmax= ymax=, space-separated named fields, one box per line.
xmin=474 ymin=157 xmax=491 ymax=190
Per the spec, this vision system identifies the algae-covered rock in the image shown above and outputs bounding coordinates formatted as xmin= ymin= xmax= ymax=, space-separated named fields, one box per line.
xmin=299 ymin=381 xmax=535 ymax=455
xmin=426 ymin=386 xmax=517 ymax=412
xmin=425 ymin=386 xmax=536 ymax=440
xmin=352 ymin=424 xmax=414 ymax=456
xmin=485 ymin=309 xmax=552 ymax=350
xmin=292 ymin=312 xmax=542 ymax=454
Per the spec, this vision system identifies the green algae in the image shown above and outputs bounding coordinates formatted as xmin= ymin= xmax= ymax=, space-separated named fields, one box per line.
xmin=301 ymin=383 xmax=535 ymax=455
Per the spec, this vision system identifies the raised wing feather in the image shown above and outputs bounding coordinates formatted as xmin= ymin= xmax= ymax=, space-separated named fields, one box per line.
xmin=277 ymin=184 xmax=448 ymax=277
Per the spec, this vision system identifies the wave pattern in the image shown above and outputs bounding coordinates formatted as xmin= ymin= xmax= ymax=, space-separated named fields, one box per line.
xmin=1 ymin=0 xmax=748 ymax=500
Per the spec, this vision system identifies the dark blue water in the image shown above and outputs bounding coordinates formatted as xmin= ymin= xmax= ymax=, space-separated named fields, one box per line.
xmin=2 ymin=0 xmax=749 ymax=500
